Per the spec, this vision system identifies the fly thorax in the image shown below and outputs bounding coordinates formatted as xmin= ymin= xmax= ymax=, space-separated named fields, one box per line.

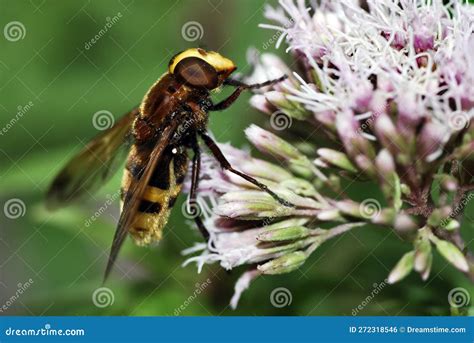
xmin=132 ymin=116 xmax=157 ymax=143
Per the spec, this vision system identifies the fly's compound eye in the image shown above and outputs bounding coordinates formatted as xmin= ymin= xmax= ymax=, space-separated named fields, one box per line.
xmin=174 ymin=57 xmax=218 ymax=89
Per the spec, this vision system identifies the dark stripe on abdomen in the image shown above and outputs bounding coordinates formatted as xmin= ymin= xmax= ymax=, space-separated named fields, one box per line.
xmin=138 ymin=200 xmax=162 ymax=214
xmin=149 ymin=152 xmax=172 ymax=189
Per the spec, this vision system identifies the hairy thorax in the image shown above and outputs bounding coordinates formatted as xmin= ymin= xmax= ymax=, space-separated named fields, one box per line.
xmin=133 ymin=73 xmax=209 ymax=144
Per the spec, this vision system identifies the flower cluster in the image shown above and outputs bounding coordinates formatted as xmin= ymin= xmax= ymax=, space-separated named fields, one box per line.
xmin=184 ymin=0 xmax=474 ymax=308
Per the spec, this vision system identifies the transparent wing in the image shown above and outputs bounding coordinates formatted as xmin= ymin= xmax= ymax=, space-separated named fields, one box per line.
xmin=103 ymin=120 xmax=178 ymax=281
xmin=46 ymin=108 xmax=138 ymax=210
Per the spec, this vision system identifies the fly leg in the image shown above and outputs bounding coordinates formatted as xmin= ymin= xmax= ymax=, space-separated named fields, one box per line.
xmin=188 ymin=137 xmax=210 ymax=241
xmin=209 ymin=75 xmax=287 ymax=111
xmin=208 ymin=87 xmax=245 ymax=111
xmin=223 ymin=75 xmax=287 ymax=89
xmin=199 ymin=132 xmax=293 ymax=207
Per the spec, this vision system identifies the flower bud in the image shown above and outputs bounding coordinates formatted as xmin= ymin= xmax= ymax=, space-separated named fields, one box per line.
xmin=257 ymin=226 xmax=311 ymax=242
xmin=245 ymin=51 xmax=293 ymax=91
xmin=265 ymin=90 xmax=287 ymax=105
xmin=420 ymin=253 xmax=433 ymax=281
xmin=414 ymin=233 xmax=432 ymax=276
xmin=427 ymin=207 xmax=451 ymax=227
xmin=397 ymin=91 xmax=423 ymax=131
xmin=327 ymin=174 xmax=341 ymax=193
xmin=374 ymin=114 xmax=405 ymax=157
xmin=280 ymin=178 xmax=318 ymax=197
xmin=267 ymin=93 xmax=311 ymax=120
xmin=354 ymin=154 xmax=377 ymax=177
xmin=442 ymin=219 xmax=460 ymax=231
xmin=371 ymin=208 xmax=395 ymax=225
xmin=375 ymin=149 xmax=395 ymax=177
xmin=249 ymin=94 xmax=274 ymax=114
xmin=245 ymin=125 xmax=316 ymax=178
xmin=437 ymin=174 xmax=458 ymax=193
xmin=393 ymin=213 xmax=418 ymax=233
xmin=335 ymin=200 xmax=363 ymax=218
xmin=314 ymin=110 xmax=337 ymax=129
xmin=417 ymin=121 xmax=448 ymax=163
xmin=317 ymin=148 xmax=358 ymax=173
xmin=374 ymin=150 xmax=400 ymax=201
xmin=215 ymin=192 xmax=294 ymax=219
xmin=432 ymin=239 xmax=469 ymax=272
xmin=258 ymin=251 xmax=307 ymax=275
xmin=400 ymin=183 xmax=411 ymax=196
xmin=246 ymin=124 xmax=300 ymax=159
xmin=387 ymin=251 xmax=415 ymax=284
xmin=317 ymin=208 xmax=342 ymax=221
xmin=336 ymin=110 xmax=376 ymax=164
xmin=237 ymin=158 xmax=293 ymax=183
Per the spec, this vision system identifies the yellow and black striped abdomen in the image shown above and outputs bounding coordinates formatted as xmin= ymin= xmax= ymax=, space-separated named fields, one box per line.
xmin=121 ymin=144 xmax=188 ymax=246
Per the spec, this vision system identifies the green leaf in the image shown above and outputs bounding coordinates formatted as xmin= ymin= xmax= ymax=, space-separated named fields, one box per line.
xmin=257 ymin=251 xmax=307 ymax=275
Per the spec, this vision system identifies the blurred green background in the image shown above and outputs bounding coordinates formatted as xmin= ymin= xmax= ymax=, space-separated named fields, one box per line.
xmin=0 ymin=0 xmax=472 ymax=316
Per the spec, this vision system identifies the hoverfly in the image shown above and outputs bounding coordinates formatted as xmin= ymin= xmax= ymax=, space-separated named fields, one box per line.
xmin=47 ymin=48 xmax=290 ymax=280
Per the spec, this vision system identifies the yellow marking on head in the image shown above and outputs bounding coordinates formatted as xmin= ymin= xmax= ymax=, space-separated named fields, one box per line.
xmin=169 ymin=48 xmax=236 ymax=74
